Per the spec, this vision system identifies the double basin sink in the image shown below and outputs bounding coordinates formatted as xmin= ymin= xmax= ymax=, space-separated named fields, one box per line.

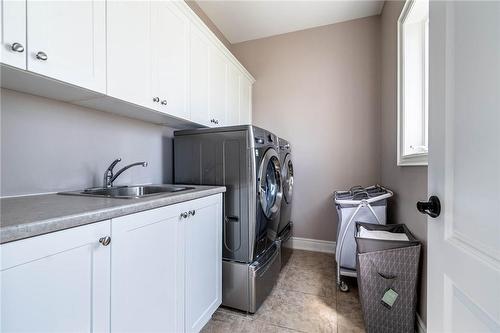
xmin=61 ymin=185 xmax=193 ymax=199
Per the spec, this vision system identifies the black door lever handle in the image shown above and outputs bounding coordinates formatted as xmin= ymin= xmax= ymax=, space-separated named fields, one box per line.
xmin=417 ymin=196 xmax=441 ymax=218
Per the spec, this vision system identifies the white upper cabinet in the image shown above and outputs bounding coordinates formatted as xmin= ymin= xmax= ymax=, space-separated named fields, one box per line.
xmin=0 ymin=0 xmax=253 ymax=127
xmin=209 ymin=47 xmax=228 ymax=127
xmin=26 ymin=0 xmax=106 ymax=93
xmin=226 ymin=63 xmax=240 ymax=126
xmin=151 ymin=1 xmax=189 ymax=119
xmin=107 ymin=0 xmax=151 ymax=108
xmin=239 ymin=75 xmax=253 ymax=125
xmin=1 ymin=0 xmax=26 ymax=69
xmin=190 ymin=25 xmax=211 ymax=127
xmin=1 ymin=221 xmax=111 ymax=332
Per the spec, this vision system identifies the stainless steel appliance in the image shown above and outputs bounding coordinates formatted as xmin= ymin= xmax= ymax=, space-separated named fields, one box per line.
xmin=174 ymin=125 xmax=283 ymax=313
xmin=276 ymin=137 xmax=294 ymax=268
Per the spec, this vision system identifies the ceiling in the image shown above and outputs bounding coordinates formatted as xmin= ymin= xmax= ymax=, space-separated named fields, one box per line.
xmin=196 ymin=1 xmax=385 ymax=44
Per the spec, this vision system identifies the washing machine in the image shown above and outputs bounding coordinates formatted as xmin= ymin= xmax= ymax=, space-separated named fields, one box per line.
xmin=173 ymin=125 xmax=283 ymax=313
xmin=276 ymin=137 xmax=294 ymax=268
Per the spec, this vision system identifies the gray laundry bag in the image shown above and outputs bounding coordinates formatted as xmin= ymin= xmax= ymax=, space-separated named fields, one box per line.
xmin=355 ymin=222 xmax=421 ymax=333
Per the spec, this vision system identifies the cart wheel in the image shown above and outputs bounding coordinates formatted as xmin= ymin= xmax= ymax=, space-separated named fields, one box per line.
xmin=339 ymin=281 xmax=349 ymax=292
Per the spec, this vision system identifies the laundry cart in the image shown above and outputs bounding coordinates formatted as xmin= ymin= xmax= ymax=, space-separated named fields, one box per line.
xmin=333 ymin=185 xmax=393 ymax=292
xmin=355 ymin=222 xmax=421 ymax=333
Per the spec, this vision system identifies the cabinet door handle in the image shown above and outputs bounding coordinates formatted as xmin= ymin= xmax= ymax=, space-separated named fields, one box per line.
xmin=153 ymin=97 xmax=160 ymax=103
xmin=35 ymin=51 xmax=48 ymax=61
xmin=161 ymin=100 xmax=167 ymax=106
xmin=99 ymin=236 xmax=111 ymax=246
xmin=11 ymin=42 xmax=24 ymax=53
xmin=188 ymin=210 xmax=196 ymax=216
xmin=180 ymin=212 xmax=189 ymax=219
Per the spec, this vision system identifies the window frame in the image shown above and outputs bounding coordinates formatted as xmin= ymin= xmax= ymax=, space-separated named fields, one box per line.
xmin=397 ymin=0 xmax=429 ymax=166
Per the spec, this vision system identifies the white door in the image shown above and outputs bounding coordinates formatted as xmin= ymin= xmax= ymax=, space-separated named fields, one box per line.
xmin=426 ymin=2 xmax=500 ymax=332
xmin=190 ymin=25 xmax=211 ymax=127
xmin=107 ymin=0 xmax=151 ymax=108
xmin=111 ymin=203 xmax=185 ymax=333
xmin=226 ymin=63 xmax=240 ymax=126
xmin=239 ymin=76 xmax=252 ymax=125
xmin=185 ymin=194 xmax=222 ymax=333
xmin=209 ymin=47 xmax=227 ymax=127
xmin=151 ymin=1 xmax=189 ymax=119
xmin=26 ymin=0 xmax=106 ymax=93
xmin=1 ymin=221 xmax=111 ymax=332
xmin=0 ymin=0 xmax=26 ymax=69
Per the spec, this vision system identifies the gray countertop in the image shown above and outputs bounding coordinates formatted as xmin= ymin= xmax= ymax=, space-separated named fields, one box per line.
xmin=0 ymin=185 xmax=226 ymax=244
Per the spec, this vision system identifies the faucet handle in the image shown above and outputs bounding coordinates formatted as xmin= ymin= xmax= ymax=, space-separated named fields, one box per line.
xmin=107 ymin=158 xmax=122 ymax=172
xmin=103 ymin=158 xmax=122 ymax=188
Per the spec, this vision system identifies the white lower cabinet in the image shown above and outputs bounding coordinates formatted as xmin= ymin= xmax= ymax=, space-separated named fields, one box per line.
xmin=185 ymin=196 xmax=222 ymax=332
xmin=111 ymin=193 xmax=222 ymax=333
xmin=0 ymin=194 xmax=222 ymax=333
xmin=111 ymin=200 xmax=186 ymax=333
xmin=1 ymin=220 xmax=111 ymax=332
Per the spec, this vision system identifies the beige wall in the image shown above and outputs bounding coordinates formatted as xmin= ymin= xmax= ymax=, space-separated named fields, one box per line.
xmin=233 ymin=17 xmax=381 ymax=241
xmin=380 ymin=1 xmax=428 ymax=324
xmin=191 ymin=2 xmax=428 ymax=323
xmin=185 ymin=1 xmax=233 ymax=51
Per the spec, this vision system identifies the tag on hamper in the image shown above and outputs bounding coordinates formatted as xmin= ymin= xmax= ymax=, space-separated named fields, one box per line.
xmin=381 ymin=288 xmax=398 ymax=309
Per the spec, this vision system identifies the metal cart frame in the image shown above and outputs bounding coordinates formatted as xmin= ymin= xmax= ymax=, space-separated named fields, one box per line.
xmin=334 ymin=185 xmax=393 ymax=292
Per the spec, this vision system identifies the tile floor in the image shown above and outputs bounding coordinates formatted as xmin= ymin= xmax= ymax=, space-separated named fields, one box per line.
xmin=201 ymin=250 xmax=365 ymax=333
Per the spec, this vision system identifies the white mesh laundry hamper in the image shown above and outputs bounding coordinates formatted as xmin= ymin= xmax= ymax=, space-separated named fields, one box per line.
xmin=333 ymin=185 xmax=393 ymax=292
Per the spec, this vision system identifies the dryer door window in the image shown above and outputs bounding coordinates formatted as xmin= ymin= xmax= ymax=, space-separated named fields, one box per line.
xmin=282 ymin=154 xmax=294 ymax=204
xmin=258 ymin=148 xmax=282 ymax=220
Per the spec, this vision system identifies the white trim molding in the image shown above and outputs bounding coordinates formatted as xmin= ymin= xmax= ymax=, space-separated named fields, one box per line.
xmin=397 ymin=0 xmax=429 ymax=166
xmin=285 ymin=237 xmax=336 ymax=254
xmin=416 ymin=313 xmax=427 ymax=333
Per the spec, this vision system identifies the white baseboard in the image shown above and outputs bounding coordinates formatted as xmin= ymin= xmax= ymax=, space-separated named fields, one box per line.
xmin=416 ymin=313 xmax=426 ymax=333
xmin=286 ymin=236 xmax=336 ymax=254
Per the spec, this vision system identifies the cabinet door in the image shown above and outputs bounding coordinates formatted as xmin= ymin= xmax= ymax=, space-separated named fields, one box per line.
xmin=185 ymin=194 xmax=222 ymax=332
xmin=0 ymin=0 xmax=26 ymax=69
xmin=1 ymin=221 xmax=111 ymax=332
xmin=226 ymin=63 xmax=240 ymax=126
xmin=239 ymin=76 xmax=253 ymax=125
xmin=190 ymin=25 xmax=211 ymax=127
xmin=107 ymin=0 xmax=151 ymax=108
xmin=111 ymin=203 xmax=186 ymax=333
xmin=151 ymin=1 xmax=189 ymax=119
xmin=209 ymin=47 xmax=227 ymax=127
xmin=26 ymin=0 xmax=106 ymax=93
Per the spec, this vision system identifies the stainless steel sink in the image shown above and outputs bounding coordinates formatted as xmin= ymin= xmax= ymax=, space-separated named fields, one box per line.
xmin=60 ymin=185 xmax=194 ymax=199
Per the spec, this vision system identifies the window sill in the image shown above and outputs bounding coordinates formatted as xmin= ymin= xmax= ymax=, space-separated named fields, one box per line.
xmin=397 ymin=152 xmax=428 ymax=166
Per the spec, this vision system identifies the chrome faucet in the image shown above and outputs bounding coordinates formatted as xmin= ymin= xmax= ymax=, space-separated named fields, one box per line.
xmin=103 ymin=158 xmax=148 ymax=188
